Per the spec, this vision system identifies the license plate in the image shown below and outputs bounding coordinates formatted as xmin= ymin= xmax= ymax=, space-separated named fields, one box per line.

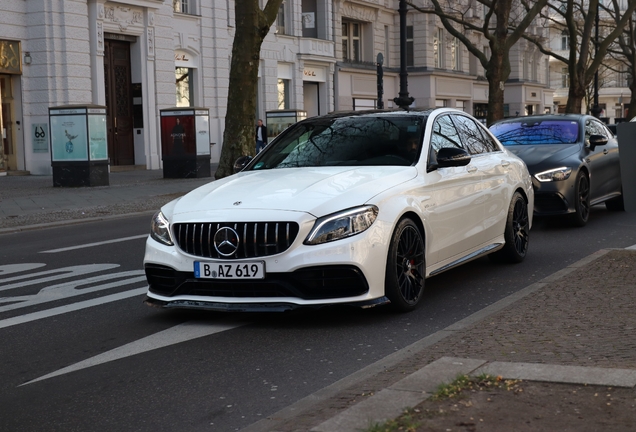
xmin=194 ymin=261 xmax=265 ymax=279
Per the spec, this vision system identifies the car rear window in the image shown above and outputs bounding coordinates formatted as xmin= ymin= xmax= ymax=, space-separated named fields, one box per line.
xmin=490 ymin=120 xmax=580 ymax=145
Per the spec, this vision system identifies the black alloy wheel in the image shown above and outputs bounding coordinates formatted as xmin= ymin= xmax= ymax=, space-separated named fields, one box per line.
xmin=385 ymin=218 xmax=425 ymax=312
xmin=571 ymin=171 xmax=590 ymax=227
xmin=489 ymin=191 xmax=529 ymax=263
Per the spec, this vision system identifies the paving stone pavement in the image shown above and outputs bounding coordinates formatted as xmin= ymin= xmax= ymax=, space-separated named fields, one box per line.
xmin=2 ymin=169 xmax=635 ymax=431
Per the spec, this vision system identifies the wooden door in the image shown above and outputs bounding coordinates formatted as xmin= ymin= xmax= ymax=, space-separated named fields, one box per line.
xmin=104 ymin=40 xmax=134 ymax=165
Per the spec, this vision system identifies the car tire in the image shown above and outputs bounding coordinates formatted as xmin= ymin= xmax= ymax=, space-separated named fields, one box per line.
xmin=385 ymin=218 xmax=425 ymax=312
xmin=488 ymin=191 xmax=529 ymax=264
xmin=570 ymin=171 xmax=590 ymax=227
xmin=605 ymin=191 xmax=625 ymax=211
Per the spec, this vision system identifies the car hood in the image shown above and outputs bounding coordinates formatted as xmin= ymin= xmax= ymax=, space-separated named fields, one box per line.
xmin=505 ymin=144 xmax=580 ymax=170
xmin=169 ymin=166 xmax=417 ymax=218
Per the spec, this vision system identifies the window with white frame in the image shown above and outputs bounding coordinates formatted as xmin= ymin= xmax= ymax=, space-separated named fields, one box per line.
xmin=406 ymin=26 xmax=414 ymax=67
xmin=434 ymin=28 xmax=444 ymax=68
xmin=277 ymin=1 xmax=287 ymax=35
xmin=277 ymin=78 xmax=290 ymax=109
xmin=451 ymin=37 xmax=461 ymax=71
xmin=561 ymin=30 xmax=569 ymax=50
xmin=562 ymin=67 xmax=569 ymax=88
xmin=342 ymin=20 xmax=361 ymax=62
xmin=173 ymin=0 xmax=192 ymax=14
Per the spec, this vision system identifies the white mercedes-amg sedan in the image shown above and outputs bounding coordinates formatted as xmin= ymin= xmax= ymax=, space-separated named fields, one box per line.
xmin=144 ymin=108 xmax=534 ymax=312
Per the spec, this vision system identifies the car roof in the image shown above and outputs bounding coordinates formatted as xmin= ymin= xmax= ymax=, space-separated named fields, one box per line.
xmin=492 ymin=114 xmax=592 ymax=125
xmin=298 ymin=107 xmax=472 ymax=123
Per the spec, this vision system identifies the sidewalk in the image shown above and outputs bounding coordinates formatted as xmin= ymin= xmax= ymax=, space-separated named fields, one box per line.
xmin=2 ymin=169 xmax=635 ymax=431
xmin=0 ymin=166 xmax=217 ymax=233
xmin=243 ymin=247 xmax=636 ymax=432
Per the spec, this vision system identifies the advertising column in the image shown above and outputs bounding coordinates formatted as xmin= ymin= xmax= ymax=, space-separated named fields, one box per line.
xmin=160 ymin=108 xmax=210 ymax=178
xmin=49 ymin=105 xmax=108 ymax=186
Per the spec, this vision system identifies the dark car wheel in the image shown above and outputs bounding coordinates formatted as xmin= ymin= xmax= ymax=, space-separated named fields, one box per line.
xmin=385 ymin=218 xmax=425 ymax=312
xmin=570 ymin=171 xmax=590 ymax=227
xmin=488 ymin=191 xmax=529 ymax=263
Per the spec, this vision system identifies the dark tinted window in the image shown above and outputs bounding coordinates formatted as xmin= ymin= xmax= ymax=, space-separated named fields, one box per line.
xmin=249 ymin=115 xmax=425 ymax=169
xmin=490 ymin=120 xmax=580 ymax=145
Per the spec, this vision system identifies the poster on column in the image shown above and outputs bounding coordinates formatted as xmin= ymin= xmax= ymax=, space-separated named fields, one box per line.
xmin=88 ymin=114 xmax=108 ymax=160
xmin=195 ymin=111 xmax=210 ymax=155
xmin=50 ymin=115 xmax=88 ymax=161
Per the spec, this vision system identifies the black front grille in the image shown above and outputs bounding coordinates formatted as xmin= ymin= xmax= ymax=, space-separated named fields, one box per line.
xmin=173 ymin=222 xmax=300 ymax=259
xmin=145 ymin=264 xmax=369 ymax=300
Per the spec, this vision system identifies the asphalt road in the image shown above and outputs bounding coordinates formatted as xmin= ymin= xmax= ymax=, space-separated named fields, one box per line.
xmin=1 ymin=206 xmax=635 ymax=432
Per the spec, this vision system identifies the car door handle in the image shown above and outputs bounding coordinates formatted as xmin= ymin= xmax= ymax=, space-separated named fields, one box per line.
xmin=467 ymin=166 xmax=478 ymax=173
xmin=500 ymin=161 xmax=510 ymax=167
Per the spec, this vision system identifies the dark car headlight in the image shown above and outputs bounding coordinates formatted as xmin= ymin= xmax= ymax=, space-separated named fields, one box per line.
xmin=304 ymin=206 xmax=379 ymax=245
xmin=535 ymin=167 xmax=572 ymax=182
xmin=150 ymin=211 xmax=174 ymax=246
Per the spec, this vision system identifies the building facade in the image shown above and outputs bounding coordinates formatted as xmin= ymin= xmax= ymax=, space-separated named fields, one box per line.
xmin=1 ymin=0 xmax=556 ymax=176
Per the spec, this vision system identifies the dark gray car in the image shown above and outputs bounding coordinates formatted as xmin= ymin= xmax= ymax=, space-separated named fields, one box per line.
xmin=490 ymin=114 xmax=623 ymax=227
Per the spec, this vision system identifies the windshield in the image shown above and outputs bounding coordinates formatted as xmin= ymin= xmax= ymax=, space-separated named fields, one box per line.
xmin=490 ymin=120 xmax=580 ymax=146
xmin=247 ymin=115 xmax=426 ymax=170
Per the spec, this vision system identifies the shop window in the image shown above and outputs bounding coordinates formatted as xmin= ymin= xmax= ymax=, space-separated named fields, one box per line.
xmin=342 ymin=20 xmax=362 ymax=62
xmin=278 ymin=78 xmax=290 ymax=109
xmin=176 ymin=67 xmax=193 ymax=107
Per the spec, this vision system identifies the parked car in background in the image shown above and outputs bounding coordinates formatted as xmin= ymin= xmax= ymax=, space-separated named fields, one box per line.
xmin=490 ymin=114 xmax=623 ymax=227
xmin=144 ymin=108 xmax=534 ymax=313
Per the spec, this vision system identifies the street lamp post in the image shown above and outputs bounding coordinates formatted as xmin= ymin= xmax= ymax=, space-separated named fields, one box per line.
xmin=393 ymin=0 xmax=414 ymax=110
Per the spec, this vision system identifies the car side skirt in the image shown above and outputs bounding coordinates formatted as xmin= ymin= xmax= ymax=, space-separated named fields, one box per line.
xmin=428 ymin=242 xmax=503 ymax=277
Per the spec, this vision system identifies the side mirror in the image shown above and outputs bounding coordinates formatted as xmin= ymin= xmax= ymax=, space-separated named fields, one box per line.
xmin=233 ymin=155 xmax=253 ymax=174
xmin=436 ymin=147 xmax=471 ymax=168
xmin=588 ymin=134 xmax=608 ymax=150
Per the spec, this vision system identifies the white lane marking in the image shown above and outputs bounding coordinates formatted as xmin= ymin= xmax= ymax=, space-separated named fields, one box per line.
xmin=0 ymin=264 xmax=46 ymax=275
xmin=39 ymin=234 xmax=149 ymax=253
xmin=20 ymin=320 xmax=247 ymax=386
xmin=0 ymin=287 xmax=147 ymax=330
xmin=627 ymin=244 xmax=636 ymax=250
xmin=0 ymin=270 xmax=146 ymax=312
xmin=0 ymin=264 xmax=120 ymax=292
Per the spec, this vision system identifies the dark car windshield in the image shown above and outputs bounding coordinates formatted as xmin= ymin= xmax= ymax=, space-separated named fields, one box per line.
xmin=490 ymin=120 xmax=580 ymax=146
xmin=247 ymin=115 xmax=426 ymax=170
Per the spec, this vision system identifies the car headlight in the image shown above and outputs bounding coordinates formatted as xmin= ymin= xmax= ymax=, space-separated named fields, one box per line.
xmin=150 ymin=211 xmax=174 ymax=246
xmin=304 ymin=205 xmax=379 ymax=245
xmin=534 ymin=167 xmax=572 ymax=182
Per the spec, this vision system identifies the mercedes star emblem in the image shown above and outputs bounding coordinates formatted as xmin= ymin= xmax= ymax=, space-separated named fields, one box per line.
xmin=213 ymin=227 xmax=240 ymax=256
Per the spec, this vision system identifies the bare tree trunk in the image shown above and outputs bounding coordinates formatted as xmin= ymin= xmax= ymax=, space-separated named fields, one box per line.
xmin=485 ymin=48 xmax=509 ymax=124
xmin=214 ymin=0 xmax=283 ymax=179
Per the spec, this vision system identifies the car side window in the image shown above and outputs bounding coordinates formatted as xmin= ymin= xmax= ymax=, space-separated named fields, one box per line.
xmin=431 ymin=114 xmax=464 ymax=153
xmin=452 ymin=114 xmax=494 ymax=155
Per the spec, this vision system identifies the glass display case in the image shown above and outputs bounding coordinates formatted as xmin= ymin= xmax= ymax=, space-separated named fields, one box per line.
xmin=160 ymin=108 xmax=211 ymax=178
xmin=49 ymin=105 xmax=108 ymax=186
